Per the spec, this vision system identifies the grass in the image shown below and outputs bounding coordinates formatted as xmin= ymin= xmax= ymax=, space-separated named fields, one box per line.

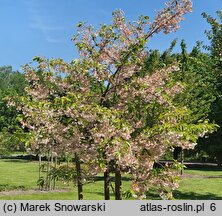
xmin=0 ymin=158 xmax=222 ymax=200
xmin=173 ymin=178 xmax=222 ymax=199
xmin=185 ymin=167 xmax=222 ymax=176
xmin=0 ymin=159 xmax=39 ymax=190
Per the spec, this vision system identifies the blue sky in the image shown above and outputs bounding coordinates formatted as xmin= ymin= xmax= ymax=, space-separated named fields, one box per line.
xmin=0 ymin=0 xmax=221 ymax=71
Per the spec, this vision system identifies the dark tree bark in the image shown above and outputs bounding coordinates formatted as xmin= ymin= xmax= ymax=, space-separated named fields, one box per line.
xmin=115 ymin=163 xmax=122 ymax=200
xmin=104 ymin=166 xmax=110 ymax=200
xmin=75 ymin=153 xmax=83 ymax=200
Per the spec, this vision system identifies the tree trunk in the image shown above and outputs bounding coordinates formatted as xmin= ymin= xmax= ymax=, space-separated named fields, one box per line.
xmin=50 ymin=154 xmax=54 ymax=190
xmin=180 ymin=149 xmax=184 ymax=175
xmin=53 ymin=156 xmax=57 ymax=190
xmin=75 ymin=153 xmax=83 ymax=200
xmin=104 ymin=166 xmax=110 ymax=200
xmin=38 ymin=155 xmax=41 ymax=190
xmin=115 ymin=163 xmax=122 ymax=200
xmin=45 ymin=153 xmax=51 ymax=191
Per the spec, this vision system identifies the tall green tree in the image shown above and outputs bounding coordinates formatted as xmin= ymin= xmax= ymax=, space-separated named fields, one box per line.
xmin=198 ymin=11 xmax=222 ymax=165
xmin=143 ymin=39 xmax=218 ymax=161
xmin=0 ymin=66 xmax=27 ymax=155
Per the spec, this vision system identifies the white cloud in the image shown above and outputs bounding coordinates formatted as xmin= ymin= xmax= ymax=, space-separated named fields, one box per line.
xmin=24 ymin=0 xmax=64 ymax=43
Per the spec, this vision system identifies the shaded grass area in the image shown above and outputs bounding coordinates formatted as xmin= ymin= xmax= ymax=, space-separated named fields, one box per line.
xmin=0 ymin=159 xmax=222 ymax=200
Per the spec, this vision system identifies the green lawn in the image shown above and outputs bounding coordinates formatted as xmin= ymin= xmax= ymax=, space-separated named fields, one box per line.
xmin=0 ymin=159 xmax=39 ymax=190
xmin=173 ymin=178 xmax=222 ymax=199
xmin=185 ymin=167 xmax=222 ymax=176
xmin=0 ymin=159 xmax=222 ymax=200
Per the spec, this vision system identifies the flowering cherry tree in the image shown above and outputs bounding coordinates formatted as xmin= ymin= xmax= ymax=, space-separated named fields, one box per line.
xmin=16 ymin=0 xmax=216 ymax=199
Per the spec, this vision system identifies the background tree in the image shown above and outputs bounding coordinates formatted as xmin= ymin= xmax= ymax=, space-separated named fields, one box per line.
xmin=174 ymin=40 xmax=217 ymax=161
xmin=198 ymin=11 xmax=222 ymax=165
xmin=0 ymin=66 xmax=27 ymax=155
xmin=143 ymin=39 xmax=217 ymax=162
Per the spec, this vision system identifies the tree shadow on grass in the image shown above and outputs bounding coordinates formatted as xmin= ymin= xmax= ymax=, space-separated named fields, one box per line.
xmin=0 ymin=159 xmax=31 ymax=163
xmin=173 ymin=190 xmax=222 ymax=200
xmin=82 ymin=187 xmax=222 ymax=200
xmin=85 ymin=190 xmax=116 ymax=199
xmin=0 ymin=184 xmax=26 ymax=192
xmin=94 ymin=176 xmax=132 ymax=182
